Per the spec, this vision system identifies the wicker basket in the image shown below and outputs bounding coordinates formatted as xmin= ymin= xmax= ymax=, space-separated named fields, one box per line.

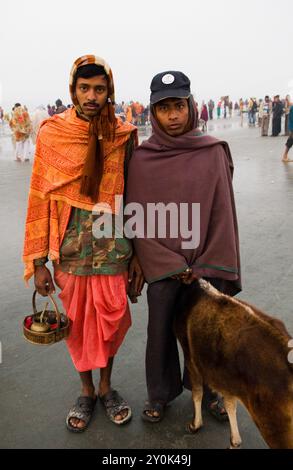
xmin=23 ymin=290 xmax=70 ymax=345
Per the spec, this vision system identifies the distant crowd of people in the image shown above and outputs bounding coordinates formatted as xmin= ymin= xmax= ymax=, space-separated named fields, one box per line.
xmin=197 ymin=95 xmax=293 ymax=161
xmin=115 ymin=101 xmax=150 ymax=126
xmin=197 ymin=95 xmax=291 ymax=135
xmin=0 ymin=94 xmax=292 ymax=163
xmin=239 ymin=95 xmax=292 ymax=138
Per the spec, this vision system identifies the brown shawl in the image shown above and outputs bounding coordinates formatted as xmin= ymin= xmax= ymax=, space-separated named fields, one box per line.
xmin=126 ymin=106 xmax=241 ymax=295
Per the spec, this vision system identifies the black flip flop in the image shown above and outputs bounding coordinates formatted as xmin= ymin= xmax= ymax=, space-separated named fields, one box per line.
xmin=141 ymin=400 xmax=166 ymax=423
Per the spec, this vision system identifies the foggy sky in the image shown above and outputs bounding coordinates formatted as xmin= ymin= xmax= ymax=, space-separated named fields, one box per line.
xmin=0 ymin=0 xmax=292 ymax=111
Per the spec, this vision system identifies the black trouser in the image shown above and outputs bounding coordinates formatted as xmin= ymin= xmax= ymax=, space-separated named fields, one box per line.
xmin=272 ymin=116 xmax=281 ymax=136
xmin=286 ymin=134 xmax=293 ymax=150
xmin=146 ymin=277 xmax=225 ymax=404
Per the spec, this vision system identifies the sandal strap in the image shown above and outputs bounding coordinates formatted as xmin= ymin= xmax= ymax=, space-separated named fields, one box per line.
xmin=143 ymin=401 xmax=165 ymax=414
xmin=66 ymin=396 xmax=96 ymax=425
xmin=100 ymin=390 xmax=130 ymax=420
xmin=76 ymin=396 xmax=96 ymax=413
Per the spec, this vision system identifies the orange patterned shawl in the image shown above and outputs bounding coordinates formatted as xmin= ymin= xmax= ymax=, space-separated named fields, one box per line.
xmin=10 ymin=106 xmax=32 ymax=142
xmin=23 ymin=107 xmax=136 ymax=282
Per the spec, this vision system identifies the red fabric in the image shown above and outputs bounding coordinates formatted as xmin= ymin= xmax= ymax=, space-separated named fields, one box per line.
xmin=200 ymin=105 xmax=208 ymax=122
xmin=54 ymin=270 xmax=131 ymax=372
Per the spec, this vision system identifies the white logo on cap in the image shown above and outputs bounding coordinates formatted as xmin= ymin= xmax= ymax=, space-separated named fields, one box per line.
xmin=162 ymin=74 xmax=175 ymax=85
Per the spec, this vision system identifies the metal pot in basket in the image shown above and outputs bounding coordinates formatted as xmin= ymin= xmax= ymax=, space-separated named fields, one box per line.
xmin=23 ymin=290 xmax=70 ymax=345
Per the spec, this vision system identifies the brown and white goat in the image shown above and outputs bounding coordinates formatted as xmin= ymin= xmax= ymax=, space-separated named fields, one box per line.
xmin=174 ymin=279 xmax=293 ymax=449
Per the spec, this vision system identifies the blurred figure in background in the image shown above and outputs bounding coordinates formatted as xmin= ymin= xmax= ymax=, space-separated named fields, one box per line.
xmin=271 ymin=95 xmax=283 ymax=136
xmin=208 ymin=99 xmax=214 ymax=120
xmin=55 ymin=99 xmax=67 ymax=114
xmin=217 ymin=100 xmax=221 ymax=118
xmin=47 ymin=104 xmax=55 ymax=116
xmin=200 ymin=101 xmax=208 ymax=132
xmin=0 ymin=106 xmax=4 ymax=134
xmin=133 ymin=101 xmax=143 ymax=125
xmin=239 ymin=98 xmax=244 ymax=126
xmin=248 ymin=98 xmax=257 ymax=127
xmin=258 ymin=99 xmax=263 ymax=127
xmin=260 ymin=96 xmax=271 ymax=136
xmin=141 ymin=105 xmax=150 ymax=126
xmin=115 ymin=101 xmax=126 ymax=121
xmin=284 ymin=95 xmax=291 ymax=136
xmin=9 ymin=103 xmax=32 ymax=162
xmin=126 ymin=102 xmax=133 ymax=123
xmin=228 ymin=100 xmax=233 ymax=118
xmin=282 ymin=100 xmax=293 ymax=162
xmin=31 ymin=105 xmax=49 ymax=144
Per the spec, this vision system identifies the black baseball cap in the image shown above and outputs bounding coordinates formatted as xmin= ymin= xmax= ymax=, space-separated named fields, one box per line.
xmin=150 ymin=71 xmax=191 ymax=105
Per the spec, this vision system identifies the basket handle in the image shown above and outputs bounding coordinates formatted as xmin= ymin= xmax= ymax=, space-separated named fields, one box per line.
xmin=39 ymin=302 xmax=49 ymax=324
xmin=32 ymin=290 xmax=62 ymax=330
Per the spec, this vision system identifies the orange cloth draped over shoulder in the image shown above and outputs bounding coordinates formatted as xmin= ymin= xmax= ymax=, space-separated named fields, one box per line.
xmin=23 ymin=107 xmax=136 ymax=283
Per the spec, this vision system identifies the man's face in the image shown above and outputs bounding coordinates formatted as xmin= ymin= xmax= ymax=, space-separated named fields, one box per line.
xmin=154 ymin=98 xmax=189 ymax=136
xmin=75 ymin=75 xmax=108 ymax=117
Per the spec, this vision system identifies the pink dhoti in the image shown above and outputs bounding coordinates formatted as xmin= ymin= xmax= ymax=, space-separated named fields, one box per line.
xmin=54 ymin=269 xmax=131 ymax=372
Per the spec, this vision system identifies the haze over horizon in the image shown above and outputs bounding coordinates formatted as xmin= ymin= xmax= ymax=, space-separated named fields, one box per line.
xmin=0 ymin=0 xmax=292 ymax=110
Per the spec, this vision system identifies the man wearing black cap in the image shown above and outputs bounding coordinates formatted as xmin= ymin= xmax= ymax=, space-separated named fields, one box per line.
xmin=126 ymin=71 xmax=241 ymax=423
xmin=148 ymin=72 xmax=192 ymax=137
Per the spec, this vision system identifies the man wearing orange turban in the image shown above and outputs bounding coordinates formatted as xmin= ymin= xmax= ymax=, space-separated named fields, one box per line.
xmin=23 ymin=55 xmax=144 ymax=432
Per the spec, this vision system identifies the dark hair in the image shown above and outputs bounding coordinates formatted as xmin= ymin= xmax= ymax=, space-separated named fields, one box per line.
xmin=73 ymin=64 xmax=107 ymax=90
xmin=14 ymin=103 xmax=21 ymax=108
xmin=55 ymin=98 xmax=62 ymax=107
